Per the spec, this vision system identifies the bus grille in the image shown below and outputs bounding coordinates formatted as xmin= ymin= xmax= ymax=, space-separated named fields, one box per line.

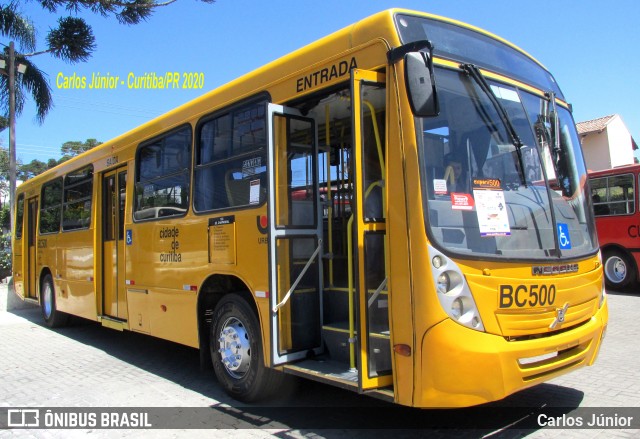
xmin=495 ymin=298 xmax=597 ymax=337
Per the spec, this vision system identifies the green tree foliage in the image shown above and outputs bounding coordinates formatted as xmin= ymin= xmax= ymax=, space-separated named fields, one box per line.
xmin=38 ymin=1 xmax=216 ymax=25
xmin=0 ymin=147 xmax=15 ymax=198
xmin=0 ymin=231 xmax=11 ymax=277
xmin=18 ymin=158 xmax=49 ymax=180
xmin=0 ymin=203 xmax=9 ymax=230
xmin=61 ymin=138 xmax=101 ymax=159
xmin=0 ymin=146 xmax=9 ymax=178
xmin=11 ymin=138 xmax=101 ymax=180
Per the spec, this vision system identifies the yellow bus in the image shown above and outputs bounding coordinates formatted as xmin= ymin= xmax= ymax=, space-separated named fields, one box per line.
xmin=12 ymin=8 xmax=607 ymax=408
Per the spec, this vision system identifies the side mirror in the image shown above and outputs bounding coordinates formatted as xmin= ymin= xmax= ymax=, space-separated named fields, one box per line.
xmin=405 ymin=51 xmax=439 ymax=117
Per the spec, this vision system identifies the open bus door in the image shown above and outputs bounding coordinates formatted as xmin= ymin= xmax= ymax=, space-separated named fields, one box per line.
xmin=101 ymin=168 xmax=128 ymax=321
xmin=351 ymin=69 xmax=393 ymax=391
xmin=267 ymin=104 xmax=324 ymax=365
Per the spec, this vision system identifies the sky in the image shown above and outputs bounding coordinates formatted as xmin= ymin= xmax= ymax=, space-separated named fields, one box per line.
xmin=7 ymin=0 xmax=640 ymax=164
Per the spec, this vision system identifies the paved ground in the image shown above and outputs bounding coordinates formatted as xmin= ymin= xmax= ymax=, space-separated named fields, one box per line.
xmin=0 ymin=284 xmax=638 ymax=438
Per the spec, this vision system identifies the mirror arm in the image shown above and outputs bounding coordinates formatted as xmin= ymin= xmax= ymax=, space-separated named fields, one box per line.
xmin=387 ymin=40 xmax=433 ymax=64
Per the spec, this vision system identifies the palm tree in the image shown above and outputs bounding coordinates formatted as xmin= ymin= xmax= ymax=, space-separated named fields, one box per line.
xmin=0 ymin=1 xmax=215 ymax=233
xmin=0 ymin=3 xmax=95 ymax=232
xmin=0 ymin=4 xmax=96 ymax=123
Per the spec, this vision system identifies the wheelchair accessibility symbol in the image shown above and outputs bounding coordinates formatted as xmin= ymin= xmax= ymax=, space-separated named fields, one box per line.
xmin=557 ymin=223 xmax=571 ymax=250
xmin=126 ymin=229 xmax=133 ymax=246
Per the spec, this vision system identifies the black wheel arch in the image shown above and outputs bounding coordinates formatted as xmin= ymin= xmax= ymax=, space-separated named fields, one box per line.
xmin=38 ymin=267 xmax=54 ymax=304
xmin=196 ymin=274 xmax=261 ymax=370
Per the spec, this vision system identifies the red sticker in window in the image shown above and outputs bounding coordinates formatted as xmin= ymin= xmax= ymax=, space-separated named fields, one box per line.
xmin=451 ymin=193 xmax=474 ymax=210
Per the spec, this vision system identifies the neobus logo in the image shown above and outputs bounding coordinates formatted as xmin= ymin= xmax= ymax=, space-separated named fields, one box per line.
xmin=532 ymin=264 xmax=579 ymax=276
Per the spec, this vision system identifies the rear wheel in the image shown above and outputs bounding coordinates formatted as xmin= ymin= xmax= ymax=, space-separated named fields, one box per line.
xmin=210 ymin=294 xmax=284 ymax=402
xmin=41 ymin=274 xmax=69 ymax=328
xmin=603 ymin=249 xmax=636 ymax=290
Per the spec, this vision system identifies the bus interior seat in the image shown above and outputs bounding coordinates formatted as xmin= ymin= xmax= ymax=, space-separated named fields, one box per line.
xmin=225 ymin=169 xmax=250 ymax=206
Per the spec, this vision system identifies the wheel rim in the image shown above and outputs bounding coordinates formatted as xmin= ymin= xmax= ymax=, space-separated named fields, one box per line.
xmin=605 ymin=256 xmax=627 ymax=284
xmin=218 ymin=316 xmax=251 ymax=379
xmin=42 ymin=281 xmax=53 ymax=318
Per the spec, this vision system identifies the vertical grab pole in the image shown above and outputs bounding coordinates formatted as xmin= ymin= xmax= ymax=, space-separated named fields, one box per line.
xmin=347 ymin=214 xmax=356 ymax=370
xmin=326 ymin=105 xmax=334 ymax=287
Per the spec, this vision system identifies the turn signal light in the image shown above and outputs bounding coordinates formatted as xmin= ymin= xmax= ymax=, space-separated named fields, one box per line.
xmin=393 ymin=344 xmax=412 ymax=357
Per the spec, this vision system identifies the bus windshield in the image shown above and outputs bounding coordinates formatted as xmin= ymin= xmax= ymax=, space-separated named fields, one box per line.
xmin=417 ymin=67 xmax=598 ymax=260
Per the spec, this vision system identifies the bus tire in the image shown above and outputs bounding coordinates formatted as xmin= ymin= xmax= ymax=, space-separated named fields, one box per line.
xmin=41 ymin=274 xmax=69 ymax=328
xmin=603 ymin=249 xmax=636 ymax=290
xmin=210 ymin=294 xmax=283 ymax=402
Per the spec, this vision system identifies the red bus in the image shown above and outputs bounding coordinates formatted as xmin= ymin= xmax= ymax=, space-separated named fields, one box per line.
xmin=589 ymin=164 xmax=640 ymax=289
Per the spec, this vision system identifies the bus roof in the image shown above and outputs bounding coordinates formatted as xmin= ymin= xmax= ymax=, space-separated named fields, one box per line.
xmin=19 ymin=8 xmax=545 ymax=189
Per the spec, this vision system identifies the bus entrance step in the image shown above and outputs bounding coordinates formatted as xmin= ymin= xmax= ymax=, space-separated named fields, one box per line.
xmin=283 ymin=359 xmax=358 ymax=390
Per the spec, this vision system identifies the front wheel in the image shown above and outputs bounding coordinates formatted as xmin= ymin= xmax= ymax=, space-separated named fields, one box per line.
xmin=210 ymin=294 xmax=284 ymax=402
xmin=603 ymin=249 xmax=636 ymax=290
xmin=41 ymin=274 xmax=69 ymax=328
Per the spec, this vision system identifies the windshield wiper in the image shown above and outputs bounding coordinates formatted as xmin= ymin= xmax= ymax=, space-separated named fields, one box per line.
xmin=460 ymin=63 xmax=527 ymax=188
xmin=545 ymin=91 xmax=562 ymax=169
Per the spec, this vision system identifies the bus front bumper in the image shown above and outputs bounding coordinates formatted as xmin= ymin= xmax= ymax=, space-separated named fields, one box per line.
xmin=415 ymin=300 xmax=608 ymax=408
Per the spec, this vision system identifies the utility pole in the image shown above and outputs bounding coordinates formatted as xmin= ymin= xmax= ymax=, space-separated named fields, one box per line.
xmin=2 ymin=42 xmax=27 ymax=236
xmin=8 ymin=41 xmax=16 ymax=235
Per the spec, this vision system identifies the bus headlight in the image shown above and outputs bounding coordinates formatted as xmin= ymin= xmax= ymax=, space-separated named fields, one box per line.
xmin=451 ymin=297 xmax=463 ymax=319
xmin=429 ymin=245 xmax=485 ymax=332
xmin=437 ymin=273 xmax=450 ymax=294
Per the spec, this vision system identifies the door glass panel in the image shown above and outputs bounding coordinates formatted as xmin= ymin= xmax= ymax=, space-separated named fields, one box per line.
xmin=104 ymin=175 xmax=116 ymax=241
xmin=353 ymin=71 xmax=392 ymax=389
xmin=361 ymin=85 xmax=386 ymax=221
xmin=27 ymin=199 xmax=37 ymax=298
xmin=268 ymin=104 xmax=323 ymax=366
xmin=275 ymin=116 xmax=317 ymax=228
xmin=275 ymin=236 xmax=321 ymax=355
xmin=28 ymin=201 xmax=36 ymax=247
xmin=118 ymin=171 xmax=127 ymax=240
xmin=364 ymin=232 xmax=391 ymax=378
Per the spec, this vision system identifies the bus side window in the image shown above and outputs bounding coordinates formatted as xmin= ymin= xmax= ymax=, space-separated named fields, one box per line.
xmin=591 ymin=174 xmax=635 ymax=216
xmin=134 ymin=126 xmax=192 ymax=221
xmin=40 ymin=178 xmax=63 ymax=234
xmin=15 ymin=193 xmax=24 ymax=238
xmin=195 ymin=99 xmax=268 ymax=212
xmin=62 ymin=165 xmax=94 ymax=231
xmin=592 ymin=193 xmax=610 ymax=216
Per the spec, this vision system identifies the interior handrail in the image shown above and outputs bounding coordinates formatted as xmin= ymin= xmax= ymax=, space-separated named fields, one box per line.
xmin=367 ymin=277 xmax=388 ymax=308
xmin=272 ymin=239 xmax=323 ymax=313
